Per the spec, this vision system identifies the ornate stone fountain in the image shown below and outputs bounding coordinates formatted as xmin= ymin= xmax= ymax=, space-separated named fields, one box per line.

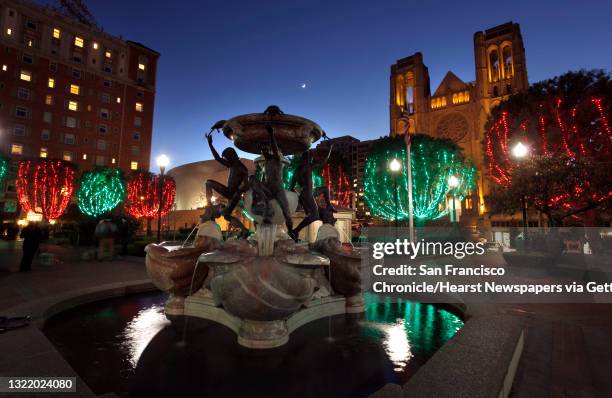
xmin=145 ymin=106 xmax=365 ymax=349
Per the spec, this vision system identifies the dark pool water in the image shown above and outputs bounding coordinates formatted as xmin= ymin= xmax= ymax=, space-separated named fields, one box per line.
xmin=43 ymin=292 xmax=462 ymax=398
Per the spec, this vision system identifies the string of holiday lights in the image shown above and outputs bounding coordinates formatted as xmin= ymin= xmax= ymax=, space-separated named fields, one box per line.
xmin=485 ymin=95 xmax=612 ymax=210
xmin=0 ymin=154 xmax=8 ymax=183
xmin=364 ymin=135 xmax=476 ymax=222
xmin=16 ymin=159 xmax=75 ymax=220
xmin=124 ymin=171 xmax=176 ymax=219
xmin=321 ymin=163 xmax=351 ymax=208
xmin=77 ymin=168 xmax=126 ymax=217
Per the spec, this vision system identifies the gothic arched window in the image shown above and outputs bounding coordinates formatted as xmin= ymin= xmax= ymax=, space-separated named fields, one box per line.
xmin=488 ymin=48 xmax=500 ymax=82
xmin=501 ymin=45 xmax=513 ymax=79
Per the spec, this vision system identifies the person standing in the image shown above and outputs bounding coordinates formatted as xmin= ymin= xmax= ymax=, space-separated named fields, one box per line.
xmin=19 ymin=222 xmax=43 ymax=272
xmin=95 ymin=219 xmax=117 ymax=261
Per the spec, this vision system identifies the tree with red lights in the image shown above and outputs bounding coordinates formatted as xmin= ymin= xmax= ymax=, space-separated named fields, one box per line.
xmin=320 ymin=151 xmax=351 ymax=208
xmin=16 ymin=159 xmax=76 ymax=220
xmin=124 ymin=171 xmax=176 ymax=219
xmin=485 ymin=70 xmax=612 ymax=226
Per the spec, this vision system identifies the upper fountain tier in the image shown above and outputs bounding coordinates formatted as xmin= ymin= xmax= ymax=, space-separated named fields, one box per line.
xmin=222 ymin=106 xmax=325 ymax=155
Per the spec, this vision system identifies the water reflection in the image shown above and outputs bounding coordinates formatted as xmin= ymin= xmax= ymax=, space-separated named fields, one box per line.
xmin=118 ymin=304 xmax=170 ymax=368
xmin=371 ymin=319 xmax=413 ymax=371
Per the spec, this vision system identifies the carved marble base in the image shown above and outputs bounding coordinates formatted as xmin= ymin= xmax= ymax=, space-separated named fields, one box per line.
xmin=184 ymin=289 xmax=359 ymax=348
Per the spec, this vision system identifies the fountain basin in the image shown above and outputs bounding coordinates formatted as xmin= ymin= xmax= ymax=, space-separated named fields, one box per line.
xmin=223 ymin=111 xmax=324 ymax=155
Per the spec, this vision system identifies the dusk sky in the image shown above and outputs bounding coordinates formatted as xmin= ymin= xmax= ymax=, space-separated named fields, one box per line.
xmin=79 ymin=0 xmax=612 ymax=170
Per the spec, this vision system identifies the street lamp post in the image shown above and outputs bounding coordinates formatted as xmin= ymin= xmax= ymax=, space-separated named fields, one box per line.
xmin=389 ymin=158 xmax=402 ymax=237
xmin=512 ymin=142 xmax=529 ymax=243
xmin=448 ymin=175 xmax=459 ymax=225
xmin=156 ymin=154 xmax=170 ymax=243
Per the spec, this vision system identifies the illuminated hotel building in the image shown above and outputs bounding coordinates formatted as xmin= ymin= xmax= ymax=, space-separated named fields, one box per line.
xmin=0 ymin=0 xmax=159 ymax=217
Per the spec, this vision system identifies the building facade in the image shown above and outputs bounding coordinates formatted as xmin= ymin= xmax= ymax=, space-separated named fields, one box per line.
xmin=389 ymin=22 xmax=528 ymax=214
xmin=0 ymin=0 xmax=159 ymax=218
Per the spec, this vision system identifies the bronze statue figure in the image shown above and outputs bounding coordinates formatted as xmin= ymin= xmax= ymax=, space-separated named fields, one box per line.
xmin=204 ymin=123 xmax=249 ymax=231
xmin=259 ymin=124 xmax=296 ymax=240
xmin=290 ymin=145 xmax=334 ymax=238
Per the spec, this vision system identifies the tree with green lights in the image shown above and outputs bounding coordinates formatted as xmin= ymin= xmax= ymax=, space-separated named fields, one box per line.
xmin=77 ymin=168 xmax=126 ymax=217
xmin=0 ymin=154 xmax=8 ymax=183
xmin=364 ymin=134 xmax=476 ymax=222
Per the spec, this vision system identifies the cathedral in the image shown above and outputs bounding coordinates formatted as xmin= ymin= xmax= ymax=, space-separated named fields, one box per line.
xmin=389 ymin=22 xmax=528 ymax=215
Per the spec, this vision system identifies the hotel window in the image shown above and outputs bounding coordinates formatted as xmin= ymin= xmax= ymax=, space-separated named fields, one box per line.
xmin=134 ymin=116 xmax=142 ymax=127
xmin=74 ymin=36 xmax=84 ymax=48
xmin=40 ymin=147 xmax=48 ymax=158
xmin=66 ymin=116 xmax=78 ymax=128
xmin=99 ymin=108 xmax=110 ymax=119
xmin=95 ymin=155 xmax=105 ymax=166
xmin=45 ymin=94 xmax=53 ymax=105
xmin=13 ymin=125 xmax=26 ymax=136
xmin=68 ymin=100 xmax=79 ymax=111
xmin=135 ymin=102 xmax=143 ymax=112
xmin=11 ymin=144 xmax=23 ymax=155
xmin=64 ymin=133 xmax=75 ymax=145
xmin=111 ymin=158 xmax=116 ymax=164
xmin=104 ymin=65 xmax=112 ymax=73
xmin=98 ymin=124 xmax=108 ymax=134
xmin=63 ymin=151 xmax=73 ymax=162
xmin=43 ymin=111 xmax=52 ymax=123
xmin=15 ymin=106 xmax=29 ymax=118
xmin=49 ymin=62 xmax=57 ymax=72
xmin=101 ymin=93 xmax=110 ymax=103
xmin=41 ymin=129 xmax=50 ymax=141
xmin=103 ymin=80 xmax=112 ymax=87
xmin=130 ymin=161 xmax=138 ymax=170
xmin=48 ymin=78 xmax=55 ymax=88
xmin=116 ymin=97 xmax=121 ymax=103
xmin=26 ymin=21 xmax=37 ymax=30
xmin=105 ymin=50 xmax=112 ymax=59
xmin=72 ymin=69 xmax=81 ymax=79
xmin=20 ymin=70 xmax=31 ymax=82
xmin=69 ymin=84 xmax=80 ymax=95
xmin=22 ymin=54 xmax=33 ymax=64
xmin=97 ymin=139 xmax=108 ymax=151
xmin=52 ymin=28 xmax=61 ymax=39
xmin=131 ymin=146 xmax=140 ymax=155
xmin=17 ymin=87 xmax=30 ymax=100
xmin=2 ymin=64 xmax=7 ymax=71
xmin=138 ymin=63 xmax=146 ymax=71
xmin=133 ymin=132 xmax=140 ymax=140
xmin=92 ymin=42 xmax=99 ymax=50
xmin=82 ymin=153 xmax=87 ymax=160
xmin=6 ymin=28 xmax=12 ymax=36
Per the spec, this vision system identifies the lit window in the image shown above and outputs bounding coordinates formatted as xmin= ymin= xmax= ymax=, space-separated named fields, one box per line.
xmin=27 ymin=40 xmax=33 ymax=47
xmin=69 ymin=84 xmax=80 ymax=95
xmin=68 ymin=100 xmax=79 ymax=111
xmin=11 ymin=143 xmax=23 ymax=155
xmin=45 ymin=95 xmax=53 ymax=105
xmin=40 ymin=147 xmax=48 ymax=158
xmin=135 ymin=102 xmax=143 ymax=112
xmin=6 ymin=28 xmax=12 ymax=36
xmin=48 ymin=78 xmax=55 ymax=88
xmin=116 ymin=97 xmax=121 ymax=103
xmin=130 ymin=161 xmax=138 ymax=170
xmin=105 ymin=50 xmax=112 ymax=58
xmin=20 ymin=70 xmax=31 ymax=82
xmin=82 ymin=153 xmax=87 ymax=160
xmin=138 ymin=63 xmax=146 ymax=71
xmin=74 ymin=36 xmax=84 ymax=48
xmin=92 ymin=42 xmax=99 ymax=50
xmin=52 ymin=28 xmax=61 ymax=39
xmin=111 ymin=158 xmax=116 ymax=164
xmin=2 ymin=64 xmax=7 ymax=71
xmin=63 ymin=151 xmax=73 ymax=162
